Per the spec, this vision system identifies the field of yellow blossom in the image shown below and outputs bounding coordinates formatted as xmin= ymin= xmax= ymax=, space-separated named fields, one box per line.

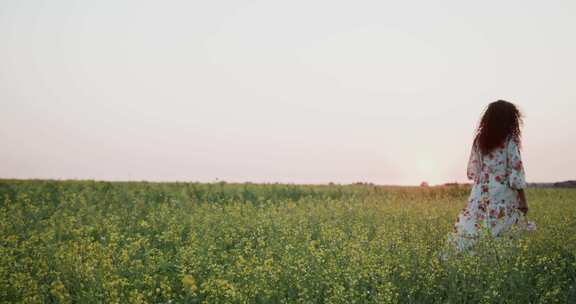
xmin=1 ymin=180 xmax=575 ymax=303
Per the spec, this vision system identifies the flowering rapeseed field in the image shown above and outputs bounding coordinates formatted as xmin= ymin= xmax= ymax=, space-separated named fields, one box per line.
xmin=0 ymin=180 xmax=574 ymax=303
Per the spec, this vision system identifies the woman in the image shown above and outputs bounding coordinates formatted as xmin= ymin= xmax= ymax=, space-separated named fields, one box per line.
xmin=446 ymin=100 xmax=529 ymax=253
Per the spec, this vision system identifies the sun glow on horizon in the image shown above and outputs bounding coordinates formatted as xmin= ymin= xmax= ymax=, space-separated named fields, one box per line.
xmin=413 ymin=156 xmax=445 ymax=186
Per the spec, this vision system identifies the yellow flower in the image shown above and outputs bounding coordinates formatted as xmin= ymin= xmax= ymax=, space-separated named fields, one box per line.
xmin=181 ymin=275 xmax=198 ymax=293
xmin=50 ymin=280 xmax=69 ymax=302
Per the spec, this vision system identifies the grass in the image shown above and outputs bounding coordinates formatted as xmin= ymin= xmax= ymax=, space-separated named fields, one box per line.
xmin=0 ymin=179 xmax=575 ymax=303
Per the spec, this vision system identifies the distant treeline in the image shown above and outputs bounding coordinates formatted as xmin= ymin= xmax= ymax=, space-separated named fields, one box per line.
xmin=527 ymin=180 xmax=576 ymax=188
xmin=439 ymin=181 xmax=576 ymax=189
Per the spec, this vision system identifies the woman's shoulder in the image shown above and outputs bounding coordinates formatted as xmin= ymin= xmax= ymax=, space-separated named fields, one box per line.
xmin=506 ymin=135 xmax=521 ymax=147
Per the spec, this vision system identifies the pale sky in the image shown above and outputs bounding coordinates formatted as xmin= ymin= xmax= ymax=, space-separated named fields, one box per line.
xmin=1 ymin=0 xmax=575 ymax=185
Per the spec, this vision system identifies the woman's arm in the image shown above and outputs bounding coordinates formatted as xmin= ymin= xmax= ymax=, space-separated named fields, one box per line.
xmin=507 ymin=138 xmax=527 ymax=190
xmin=467 ymin=140 xmax=481 ymax=181
xmin=517 ymin=189 xmax=528 ymax=215
xmin=507 ymin=137 xmax=528 ymax=215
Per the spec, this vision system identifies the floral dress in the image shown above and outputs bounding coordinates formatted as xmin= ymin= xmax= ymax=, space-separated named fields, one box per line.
xmin=447 ymin=135 xmax=527 ymax=252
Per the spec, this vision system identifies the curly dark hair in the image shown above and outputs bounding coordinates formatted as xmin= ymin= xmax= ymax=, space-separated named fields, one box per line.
xmin=473 ymin=100 xmax=523 ymax=155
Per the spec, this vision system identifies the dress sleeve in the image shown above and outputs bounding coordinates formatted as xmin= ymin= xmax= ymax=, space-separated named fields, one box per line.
xmin=466 ymin=140 xmax=481 ymax=181
xmin=506 ymin=137 xmax=527 ymax=189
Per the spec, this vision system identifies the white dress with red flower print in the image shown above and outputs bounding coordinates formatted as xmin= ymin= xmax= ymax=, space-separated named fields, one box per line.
xmin=448 ymin=135 xmax=527 ymax=252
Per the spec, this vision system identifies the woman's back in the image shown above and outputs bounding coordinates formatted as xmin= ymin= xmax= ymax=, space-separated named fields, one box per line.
xmin=467 ymin=135 xmax=526 ymax=190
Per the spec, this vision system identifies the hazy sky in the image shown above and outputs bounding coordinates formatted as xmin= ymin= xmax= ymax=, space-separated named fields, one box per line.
xmin=1 ymin=1 xmax=575 ymax=185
